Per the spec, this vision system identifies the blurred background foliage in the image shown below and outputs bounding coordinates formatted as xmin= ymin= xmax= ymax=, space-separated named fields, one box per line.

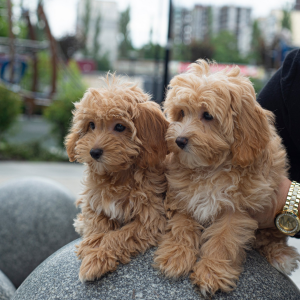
xmin=0 ymin=0 xmax=297 ymax=161
xmin=44 ymin=61 xmax=87 ymax=148
xmin=0 ymin=86 xmax=21 ymax=138
xmin=20 ymin=51 xmax=62 ymax=93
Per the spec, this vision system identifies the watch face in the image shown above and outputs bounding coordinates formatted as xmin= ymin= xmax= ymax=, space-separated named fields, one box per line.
xmin=276 ymin=213 xmax=299 ymax=234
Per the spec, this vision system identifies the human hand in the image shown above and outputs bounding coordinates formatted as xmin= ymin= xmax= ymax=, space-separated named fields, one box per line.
xmin=251 ymin=177 xmax=291 ymax=229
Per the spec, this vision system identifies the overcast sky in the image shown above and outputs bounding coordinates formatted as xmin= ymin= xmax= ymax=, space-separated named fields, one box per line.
xmin=20 ymin=0 xmax=295 ymax=47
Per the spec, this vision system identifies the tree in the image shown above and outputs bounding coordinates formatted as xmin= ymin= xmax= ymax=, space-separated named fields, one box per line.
xmin=172 ymin=43 xmax=191 ymax=61
xmin=58 ymin=35 xmax=82 ymax=61
xmin=0 ymin=0 xmax=27 ymax=38
xmin=82 ymin=0 xmax=91 ymax=57
xmin=91 ymin=10 xmax=111 ymax=71
xmin=44 ymin=61 xmax=86 ymax=148
xmin=0 ymin=86 xmax=21 ymax=139
xmin=92 ymin=12 xmax=101 ymax=59
xmin=205 ymin=6 xmax=213 ymax=41
xmin=211 ymin=31 xmax=248 ymax=64
xmin=282 ymin=5 xmax=292 ymax=30
xmin=136 ymin=27 xmax=162 ymax=59
xmin=190 ymin=40 xmax=215 ymax=62
xmin=118 ymin=7 xmax=134 ymax=58
xmin=249 ymin=20 xmax=267 ymax=65
xmin=96 ymin=53 xmax=111 ymax=71
xmin=138 ymin=43 xmax=164 ymax=60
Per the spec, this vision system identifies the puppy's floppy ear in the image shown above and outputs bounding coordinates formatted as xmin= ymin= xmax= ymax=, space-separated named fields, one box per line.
xmin=65 ymin=132 xmax=79 ymax=162
xmin=65 ymin=122 xmax=80 ymax=162
xmin=64 ymin=107 xmax=82 ymax=162
xmin=134 ymin=101 xmax=169 ymax=168
xmin=230 ymin=77 xmax=272 ymax=167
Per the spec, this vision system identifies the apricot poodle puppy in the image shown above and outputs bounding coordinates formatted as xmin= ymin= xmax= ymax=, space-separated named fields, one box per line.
xmin=154 ymin=60 xmax=300 ymax=295
xmin=65 ymin=75 xmax=168 ymax=282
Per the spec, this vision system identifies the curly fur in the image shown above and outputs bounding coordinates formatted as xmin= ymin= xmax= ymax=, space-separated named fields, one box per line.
xmin=154 ymin=60 xmax=300 ymax=296
xmin=65 ymin=74 xmax=168 ymax=282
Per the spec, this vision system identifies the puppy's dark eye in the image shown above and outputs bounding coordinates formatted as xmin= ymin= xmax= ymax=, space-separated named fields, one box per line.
xmin=114 ymin=124 xmax=126 ymax=132
xmin=203 ymin=112 xmax=213 ymax=121
xmin=89 ymin=122 xmax=95 ymax=130
xmin=181 ymin=110 xmax=185 ymax=118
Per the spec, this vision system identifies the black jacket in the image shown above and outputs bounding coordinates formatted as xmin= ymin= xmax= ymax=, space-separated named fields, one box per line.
xmin=258 ymin=49 xmax=300 ymax=182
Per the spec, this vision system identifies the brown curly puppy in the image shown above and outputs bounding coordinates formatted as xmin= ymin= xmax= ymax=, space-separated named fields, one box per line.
xmin=65 ymin=75 xmax=168 ymax=282
xmin=154 ymin=60 xmax=300 ymax=296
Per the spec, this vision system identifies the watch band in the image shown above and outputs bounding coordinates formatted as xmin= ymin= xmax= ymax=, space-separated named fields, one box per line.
xmin=275 ymin=181 xmax=300 ymax=236
xmin=284 ymin=181 xmax=300 ymax=216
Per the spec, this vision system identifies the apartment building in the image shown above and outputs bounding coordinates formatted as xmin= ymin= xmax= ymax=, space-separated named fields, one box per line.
xmin=172 ymin=4 xmax=252 ymax=56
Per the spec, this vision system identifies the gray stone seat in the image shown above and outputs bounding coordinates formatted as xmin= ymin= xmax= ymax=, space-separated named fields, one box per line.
xmin=0 ymin=270 xmax=15 ymax=300
xmin=0 ymin=177 xmax=79 ymax=288
xmin=13 ymin=239 xmax=300 ymax=300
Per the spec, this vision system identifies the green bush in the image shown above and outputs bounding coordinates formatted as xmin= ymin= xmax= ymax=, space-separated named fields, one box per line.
xmin=96 ymin=52 xmax=112 ymax=71
xmin=0 ymin=85 xmax=21 ymax=138
xmin=250 ymin=78 xmax=265 ymax=95
xmin=0 ymin=140 xmax=68 ymax=161
xmin=44 ymin=60 xmax=86 ymax=148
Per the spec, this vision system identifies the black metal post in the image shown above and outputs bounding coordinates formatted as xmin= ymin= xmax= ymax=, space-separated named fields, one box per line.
xmin=153 ymin=43 xmax=160 ymax=101
xmin=162 ymin=0 xmax=172 ymax=103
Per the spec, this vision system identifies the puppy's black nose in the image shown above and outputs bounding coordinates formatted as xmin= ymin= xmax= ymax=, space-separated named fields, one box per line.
xmin=175 ymin=137 xmax=188 ymax=149
xmin=90 ymin=148 xmax=103 ymax=160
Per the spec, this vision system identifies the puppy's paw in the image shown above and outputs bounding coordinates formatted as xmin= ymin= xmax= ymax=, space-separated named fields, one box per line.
xmin=76 ymin=234 xmax=106 ymax=259
xmin=79 ymin=248 xmax=118 ymax=282
xmin=191 ymin=259 xmax=240 ymax=296
xmin=268 ymin=245 xmax=300 ymax=275
xmin=154 ymin=244 xmax=197 ymax=278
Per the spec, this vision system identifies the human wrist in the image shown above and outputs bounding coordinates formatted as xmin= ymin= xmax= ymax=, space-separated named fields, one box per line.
xmin=274 ymin=177 xmax=292 ymax=218
xmin=275 ymin=179 xmax=300 ymax=236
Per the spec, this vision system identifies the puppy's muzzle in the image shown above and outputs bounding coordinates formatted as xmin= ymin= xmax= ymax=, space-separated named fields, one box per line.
xmin=90 ymin=148 xmax=103 ymax=160
xmin=175 ymin=137 xmax=188 ymax=149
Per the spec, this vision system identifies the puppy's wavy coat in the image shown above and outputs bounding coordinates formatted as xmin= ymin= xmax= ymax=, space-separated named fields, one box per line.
xmin=154 ymin=60 xmax=300 ymax=295
xmin=65 ymin=75 xmax=168 ymax=282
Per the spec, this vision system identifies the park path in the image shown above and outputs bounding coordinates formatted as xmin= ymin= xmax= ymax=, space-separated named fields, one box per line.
xmin=0 ymin=161 xmax=299 ymax=288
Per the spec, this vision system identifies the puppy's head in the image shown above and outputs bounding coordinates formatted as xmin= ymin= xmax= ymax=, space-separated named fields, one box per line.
xmin=164 ymin=60 xmax=272 ymax=168
xmin=65 ymin=75 xmax=168 ymax=174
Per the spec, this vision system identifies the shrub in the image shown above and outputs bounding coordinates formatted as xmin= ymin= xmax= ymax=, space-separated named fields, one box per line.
xmin=250 ymin=78 xmax=265 ymax=94
xmin=0 ymin=140 xmax=68 ymax=161
xmin=0 ymin=85 xmax=21 ymax=138
xmin=96 ymin=52 xmax=112 ymax=71
xmin=44 ymin=60 xmax=86 ymax=148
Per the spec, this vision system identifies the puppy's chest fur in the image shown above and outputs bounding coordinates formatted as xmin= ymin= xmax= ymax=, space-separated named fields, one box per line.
xmin=86 ymin=185 xmax=134 ymax=223
xmin=167 ymin=171 xmax=232 ymax=224
xmin=166 ymin=160 xmax=278 ymax=225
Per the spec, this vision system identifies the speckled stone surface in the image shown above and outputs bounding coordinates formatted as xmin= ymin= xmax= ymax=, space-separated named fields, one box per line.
xmin=0 ymin=270 xmax=15 ymax=300
xmin=13 ymin=239 xmax=300 ymax=300
xmin=0 ymin=177 xmax=79 ymax=288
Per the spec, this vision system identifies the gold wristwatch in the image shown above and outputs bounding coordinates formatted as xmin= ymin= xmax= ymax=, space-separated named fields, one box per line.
xmin=275 ymin=181 xmax=300 ymax=236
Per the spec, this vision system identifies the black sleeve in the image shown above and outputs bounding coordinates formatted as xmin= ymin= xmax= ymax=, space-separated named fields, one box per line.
xmin=257 ymin=49 xmax=300 ymax=182
xmin=258 ymin=49 xmax=300 ymax=238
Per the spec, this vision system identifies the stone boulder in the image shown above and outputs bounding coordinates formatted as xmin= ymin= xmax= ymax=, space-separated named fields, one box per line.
xmin=13 ymin=239 xmax=300 ymax=300
xmin=0 ymin=270 xmax=15 ymax=300
xmin=0 ymin=177 xmax=79 ymax=288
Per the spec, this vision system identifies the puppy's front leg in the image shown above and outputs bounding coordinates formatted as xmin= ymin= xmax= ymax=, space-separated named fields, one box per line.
xmin=75 ymin=211 xmax=120 ymax=262
xmin=79 ymin=205 xmax=165 ymax=282
xmin=154 ymin=212 xmax=203 ymax=278
xmin=191 ymin=210 xmax=257 ymax=296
